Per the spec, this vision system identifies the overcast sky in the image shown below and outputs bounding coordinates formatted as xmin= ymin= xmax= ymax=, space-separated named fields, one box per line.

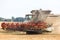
xmin=0 ymin=0 xmax=60 ymax=18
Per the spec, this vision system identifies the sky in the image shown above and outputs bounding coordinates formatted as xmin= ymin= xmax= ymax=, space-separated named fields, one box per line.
xmin=0 ymin=0 xmax=60 ymax=18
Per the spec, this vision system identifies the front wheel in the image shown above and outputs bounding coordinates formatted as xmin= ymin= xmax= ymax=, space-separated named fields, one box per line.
xmin=26 ymin=30 xmax=43 ymax=34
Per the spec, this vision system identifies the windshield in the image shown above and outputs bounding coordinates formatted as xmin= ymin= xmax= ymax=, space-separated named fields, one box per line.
xmin=25 ymin=15 xmax=32 ymax=20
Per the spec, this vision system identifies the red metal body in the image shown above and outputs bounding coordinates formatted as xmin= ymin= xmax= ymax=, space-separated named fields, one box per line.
xmin=1 ymin=21 xmax=47 ymax=31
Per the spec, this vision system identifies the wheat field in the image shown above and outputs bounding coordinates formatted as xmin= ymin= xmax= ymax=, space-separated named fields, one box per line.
xmin=0 ymin=17 xmax=60 ymax=40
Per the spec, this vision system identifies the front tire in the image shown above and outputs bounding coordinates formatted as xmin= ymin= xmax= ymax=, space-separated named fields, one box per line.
xmin=26 ymin=30 xmax=43 ymax=34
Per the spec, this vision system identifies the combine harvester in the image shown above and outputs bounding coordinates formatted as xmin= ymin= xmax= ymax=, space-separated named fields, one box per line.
xmin=1 ymin=9 xmax=53 ymax=34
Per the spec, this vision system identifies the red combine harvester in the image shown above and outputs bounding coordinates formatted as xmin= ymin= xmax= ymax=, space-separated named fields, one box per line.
xmin=1 ymin=9 xmax=53 ymax=34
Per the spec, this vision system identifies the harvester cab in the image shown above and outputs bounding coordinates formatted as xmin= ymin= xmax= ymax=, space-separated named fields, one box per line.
xmin=25 ymin=14 xmax=33 ymax=21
